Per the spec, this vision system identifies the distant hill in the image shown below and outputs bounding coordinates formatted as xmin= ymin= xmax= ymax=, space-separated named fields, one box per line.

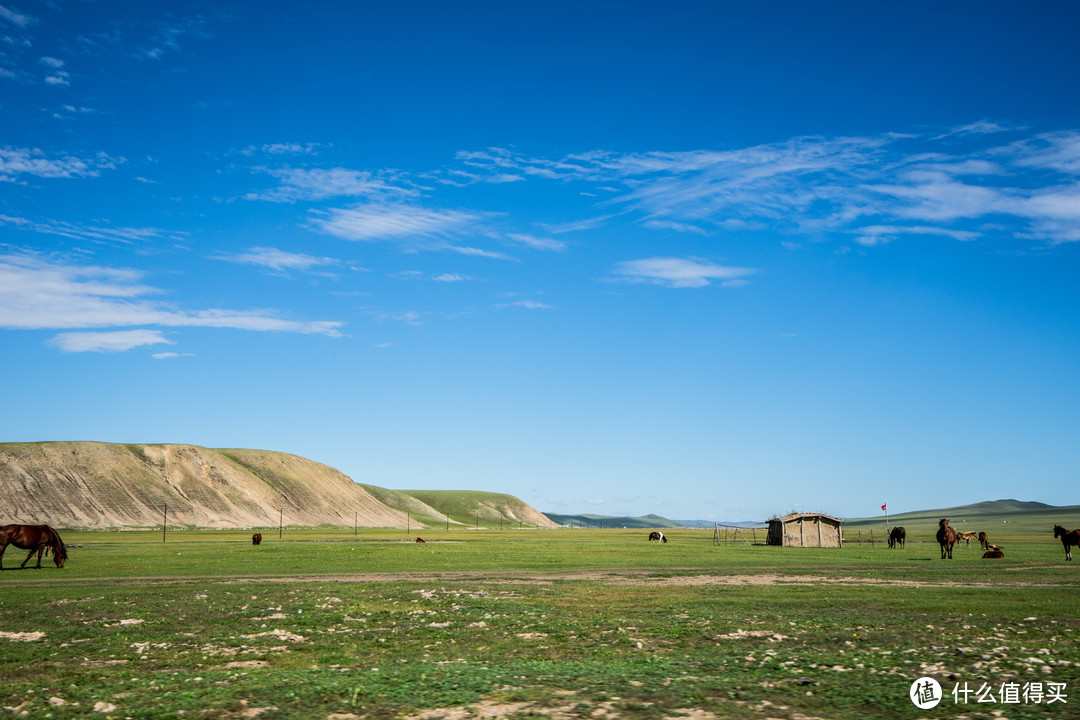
xmin=544 ymin=512 xmax=680 ymax=528
xmin=0 ymin=442 xmax=548 ymax=530
xmin=842 ymin=498 xmax=1080 ymax=531
xmin=401 ymin=489 xmax=555 ymax=528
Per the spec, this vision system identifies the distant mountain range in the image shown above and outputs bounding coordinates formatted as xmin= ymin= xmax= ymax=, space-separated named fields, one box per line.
xmin=542 ymin=512 xmax=764 ymax=529
xmin=544 ymin=499 xmax=1078 ymax=530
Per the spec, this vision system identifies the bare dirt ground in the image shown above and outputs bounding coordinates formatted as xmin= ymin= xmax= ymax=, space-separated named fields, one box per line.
xmin=23 ymin=568 xmax=1068 ymax=589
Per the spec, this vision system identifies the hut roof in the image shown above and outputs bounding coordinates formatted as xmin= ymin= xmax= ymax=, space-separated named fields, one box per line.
xmin=769 ymin=512 xmax=844 ymax=524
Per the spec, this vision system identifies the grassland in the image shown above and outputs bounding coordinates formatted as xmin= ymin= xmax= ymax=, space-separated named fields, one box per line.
xmin=1 ymin=521 xmax=1077 ymax=719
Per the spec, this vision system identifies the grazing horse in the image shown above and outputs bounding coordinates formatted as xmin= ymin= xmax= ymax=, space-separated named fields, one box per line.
xmin=936 ymin=519 xmax=957 ymax=560
xmin=982 ymin=548 xmax=1005 ymax=559
xmin=888 ymin=526 xmax=906 ymax=549
xmin=955 ymin=530 xmax=978 ymax=547
xmin=251 ymin=533 xmax=262 ymax=546
xmin=1053 ymin=525 xmax=1080 ymax=561
xmin=415 ymin=537 xmax=426 ymax=543
xmin=648 ymin=531 xmax=667 ymax=543
xmin=0 ymin=524 xmax=68 ymax=570
xmin=978 ymin=532 xmax=990 ymax=551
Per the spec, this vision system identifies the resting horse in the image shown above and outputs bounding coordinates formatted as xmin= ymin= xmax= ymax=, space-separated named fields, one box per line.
xmin=0 ymin=524 xmax=67 ymax=570
xmin=1054 ymin=525 xmax=1080 ymax=561
xmin=648 ymin=531 xmax=667 ymax=543
xmin=888 ymin=526 xmax=906 ymax=549
xmin=936 ymin=519 xmax=957 ymax=560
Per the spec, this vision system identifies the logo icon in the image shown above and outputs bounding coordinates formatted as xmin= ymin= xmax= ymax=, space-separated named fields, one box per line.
xmin=910 ymin=677 xmax=942 ymax=709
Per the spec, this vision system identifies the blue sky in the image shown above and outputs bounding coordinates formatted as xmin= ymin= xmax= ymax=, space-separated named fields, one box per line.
xmin=3 ymin=1 xmax=1079 ymax=521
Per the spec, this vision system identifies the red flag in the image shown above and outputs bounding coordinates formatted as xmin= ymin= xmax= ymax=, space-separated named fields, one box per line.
xmin=881 ymin=504 xmax=887 ymax=511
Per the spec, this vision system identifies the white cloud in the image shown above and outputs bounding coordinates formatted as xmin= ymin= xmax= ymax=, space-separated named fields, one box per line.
xmin=0 ymin=4 xmax=34 ymax=28
xmin=49 ymin=329 xmax=174 ymax=353
xmin=512 ymin=300 xmax=553 ymax=309
xmin=433 ymin=273 xmax=469 ymax=282
xmin=314 ymin=204 xmax=481 ymax=243
xmin=0 ymin=253 xmax=344 ymax=341
xmin=213 ymin=246 xmax=338 ymax=273
xmin=40 ymin=56 xmax=64 ymax=68
xmin=0 ymin=147 xmax=120 ymax=181
xmin=247 ymin=167 xmax=414 ymax=203
xmin=611 ymin=257 xmax=756 ymax=288
xmin=153 ymin=351 xmax=195 ymax=360
xmin=642 ymin=219 xmax=709 ymax=235
xmin=506 ymin=233 xmax=567 ymax=251
xmin=0 ymin=214 xmax=167 ymax=245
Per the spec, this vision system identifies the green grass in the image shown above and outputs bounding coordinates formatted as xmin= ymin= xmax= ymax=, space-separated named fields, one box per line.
xmin=1 ymin=525 xmax=1078 ymax=719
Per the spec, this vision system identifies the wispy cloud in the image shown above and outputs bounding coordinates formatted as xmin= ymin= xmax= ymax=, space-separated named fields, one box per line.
xmin=433 ymin=273 xmax=469 ymax=282
xmin=1 ymin=214 xmax=168 ymax=246
xmin=457 ymin=126 xmax=1080 ymax=246
xmin=313 ymin=204 xmax=484 ymax=245
xmin=247 ymin=167 xmax=414 ymax=203
xmin=0 ymin=253 xmax=344 ymax=344
xmin=212 ymin=246 xmax=338 ymax=274
xmin=506 ymin=233 xmax=567 ymax=251
xmin=49 ymin=329 xmax=175 ymax=353
xmin=0 ymin=147 xmax=120 ymax=181
xmin=0 ymin=4 xmax=34 ymax=28
xmin=611 ymin=257 xmax=756 ymax=288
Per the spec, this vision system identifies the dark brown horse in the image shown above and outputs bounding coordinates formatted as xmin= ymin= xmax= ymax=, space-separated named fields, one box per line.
xmin=252 ymin=533 xmax=262 ymax=545
xmin=982 ymin=549 xmax=1005 ymax=559
xmin=978 ymin=531 xmax=990 ymax=550
xmin=415 ymin=537 xmax=426 ymax=543
xmin=0 ymin=524 xmax=67 ymax=570
xmin=888 ymin=526 xmax=906 ymax=549
xmin=1053 ymin=525 xmax=1080 ymax=561
xmin=648 ymin=531 xmax=667 ymax=543
xmin=936 ymin=519 xmax=957 ymax=559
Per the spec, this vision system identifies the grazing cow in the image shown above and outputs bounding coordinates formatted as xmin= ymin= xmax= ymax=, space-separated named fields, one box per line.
xmin=955 ymin=530 xmax=978 ymax=547
xmin=252 ymin=533 xmax=262 ymax=545
xmin=648 ymin=531 xmax=667 ymax=543
xmin=415 ymin=537 xmax=426 ymax=543
xmin=888 ymin=526 xmax=906 ymax=549
xmin=936 ymin=519 xmax=957 ymax=560
xmin=978 ymin=532 xmax=990 ymax=551
xmin=1053 ymin=525 xmax=1080 ymax=561
xmin=982 ymin=549 xmax=1005 ymax=559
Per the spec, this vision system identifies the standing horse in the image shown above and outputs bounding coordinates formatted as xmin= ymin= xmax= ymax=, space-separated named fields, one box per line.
xmin=936 ymin=519 xmax=957 ymax=560
xmin=648 ymin=531 xmax=667 ymax=543
xmin=251 ymin=533 xmax=262 ymax=546
xmin=0 ymin=524 xmax=68 ymax=570
xmin=955 ymin=530 xmax=978 ymax=547
xmin=1053 ymin=525 xmax=1080 ymax=561
xmin=888 ymin=526 xmax=906 ymax=549
xmin=978 ymin=532 xmax=990 ymax=551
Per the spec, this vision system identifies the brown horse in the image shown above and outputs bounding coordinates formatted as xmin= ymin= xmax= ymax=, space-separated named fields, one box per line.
xmin=252 ymin=533 xmax=262 ymax=546
xmin=978 ymin=531 xmax=990 ymax=550
xmin=955 ymin=530 xmax=978 ymax=547
xmin=648 ymin=531 xmax=667 ymax=543
xmin=415 ymin=537 xmax=426 ymax=543
xmin=0 ymin=524 xmax=68 ymax=570
xmin=982 ymin=549 xmax=1005 ymax=559
xmin=888 ymin=526 xmax=906 ymax=549
xmin=936 ymin=519 xmax=957 ymax=560
xmin=1053 ymin=525 xmax=1080 ymax=561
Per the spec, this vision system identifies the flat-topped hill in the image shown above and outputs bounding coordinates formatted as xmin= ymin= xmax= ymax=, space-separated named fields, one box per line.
xmin=0 ymin=442 xmax=544 ymax=530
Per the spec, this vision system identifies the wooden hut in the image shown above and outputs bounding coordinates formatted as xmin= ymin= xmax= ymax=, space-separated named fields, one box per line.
xmin=766 ymin=512 xmax=844 ymax=547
